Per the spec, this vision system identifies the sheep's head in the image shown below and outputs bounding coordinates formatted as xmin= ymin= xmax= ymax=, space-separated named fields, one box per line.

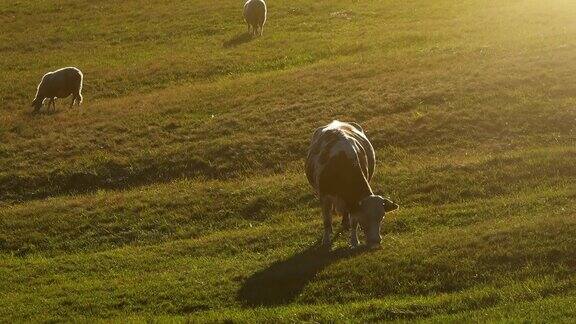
xmin=31 ymin=98 xmax=42 ymax=111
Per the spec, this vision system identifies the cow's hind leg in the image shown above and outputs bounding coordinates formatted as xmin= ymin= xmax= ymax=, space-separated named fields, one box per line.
xmin=320 ymin=196 xmax=333 ymax=248
xmin=334 ymin=200 xmax=349 ymax=231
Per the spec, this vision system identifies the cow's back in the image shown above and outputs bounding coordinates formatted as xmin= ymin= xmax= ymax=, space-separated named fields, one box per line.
xmin=305 ymin=121 xmax=375 ymax=207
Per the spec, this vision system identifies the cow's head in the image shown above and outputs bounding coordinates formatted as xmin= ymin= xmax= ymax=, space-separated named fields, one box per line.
xmin=352 ymin=195 xmax=398 ymax=247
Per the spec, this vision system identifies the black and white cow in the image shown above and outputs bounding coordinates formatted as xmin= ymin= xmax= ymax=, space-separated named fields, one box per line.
xmin=305 ymin=120 xmax=398 ymax=248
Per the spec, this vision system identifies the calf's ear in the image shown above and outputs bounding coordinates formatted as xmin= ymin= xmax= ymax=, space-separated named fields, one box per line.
xmin=383 ymin=198 xmax=399 ymax=212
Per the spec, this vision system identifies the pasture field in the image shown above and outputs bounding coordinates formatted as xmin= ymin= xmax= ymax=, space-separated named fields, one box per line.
xmin=1 ymin=0 xmax=576 ymax=322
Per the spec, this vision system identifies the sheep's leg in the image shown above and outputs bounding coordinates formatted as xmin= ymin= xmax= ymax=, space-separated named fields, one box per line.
xmin=35 ymin=99 xmax=42 ymax=113
xmin=341 ymin=212 xmax=350 ymax=231
xmin=259 ymin=24 xmax=264 ymax=36
xmin=74 ymin=91 xmax=82 ymax=107
xmin=350 ymin=216 xmax=360 ymax=248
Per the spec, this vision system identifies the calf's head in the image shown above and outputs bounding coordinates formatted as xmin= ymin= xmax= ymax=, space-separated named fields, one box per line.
xmin=352 ymin=195 xmax=399 ymax=247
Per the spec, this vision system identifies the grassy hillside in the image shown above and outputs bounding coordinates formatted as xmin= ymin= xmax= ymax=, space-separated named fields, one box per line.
xmin=1 ymin=0 xmax=576 ymax=321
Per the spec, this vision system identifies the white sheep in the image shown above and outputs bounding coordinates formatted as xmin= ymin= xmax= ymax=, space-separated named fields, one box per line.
xmin=243 ymin=0 xmax=267 ymax=36
xmin=32 ymin=67 xmax=83 ymax=112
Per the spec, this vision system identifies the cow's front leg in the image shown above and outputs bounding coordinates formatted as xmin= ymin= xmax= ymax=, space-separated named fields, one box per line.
xmin=350 ymin=216 xmax=360 ymax=248
xmin=321 ymin=197 xmax=333 ymax=247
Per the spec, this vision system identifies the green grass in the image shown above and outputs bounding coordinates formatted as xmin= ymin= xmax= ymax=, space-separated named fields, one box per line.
xmin=1 ymin=0 xmax=576 ymax=321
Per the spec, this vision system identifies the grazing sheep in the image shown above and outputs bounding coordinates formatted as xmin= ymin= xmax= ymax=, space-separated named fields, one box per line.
xmin=244 ymin=0 xmax=267 ymax=36
xmin=32 ymin=67 xmax=83 ymax=112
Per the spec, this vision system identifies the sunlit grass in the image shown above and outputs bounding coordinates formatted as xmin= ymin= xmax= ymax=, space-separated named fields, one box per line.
xmin=1 ymin=0 xmax=576 ymax=321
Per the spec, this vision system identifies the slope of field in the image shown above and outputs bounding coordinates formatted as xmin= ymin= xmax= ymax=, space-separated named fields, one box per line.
xmin=1 ymin=0 xmax=576 ymax=321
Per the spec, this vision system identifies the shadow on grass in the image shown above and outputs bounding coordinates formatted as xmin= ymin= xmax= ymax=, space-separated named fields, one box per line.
xmin=238 ymin=244 xmax=366 ymax=306
xmin=223 ymin=32 xmax=253 ymax=48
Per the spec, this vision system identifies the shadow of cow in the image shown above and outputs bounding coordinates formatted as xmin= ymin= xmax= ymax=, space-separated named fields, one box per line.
xmin=238 ymin=244 xmax=367 ymax=306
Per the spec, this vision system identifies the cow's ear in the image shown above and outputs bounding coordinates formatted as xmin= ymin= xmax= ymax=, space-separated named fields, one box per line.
xmin=383 ymin=198 xmax=399 ymax=212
